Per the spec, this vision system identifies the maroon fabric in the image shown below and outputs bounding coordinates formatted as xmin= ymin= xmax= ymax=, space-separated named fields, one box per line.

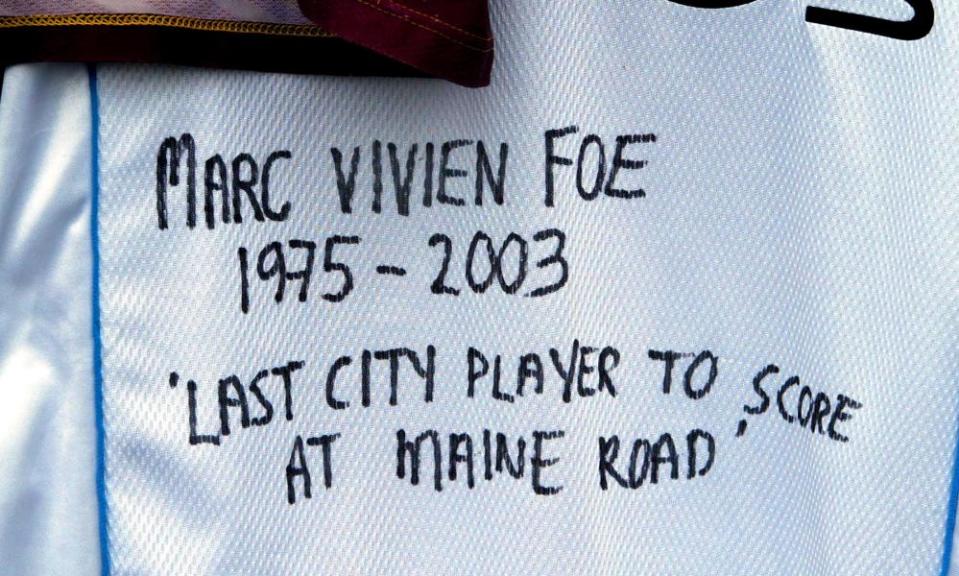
xmin=298 ymin=0 xmax=493 ymax=87
xmin=0 ymin=25 xmax=422 ymax=80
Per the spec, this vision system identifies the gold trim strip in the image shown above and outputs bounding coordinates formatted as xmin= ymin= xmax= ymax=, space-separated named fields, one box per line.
xmin=0 ymin=13 xmax=332 ymax=37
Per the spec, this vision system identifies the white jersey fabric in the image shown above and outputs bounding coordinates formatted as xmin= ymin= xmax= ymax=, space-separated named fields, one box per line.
xmin=1 ymin=1 xmax=958 ymax=575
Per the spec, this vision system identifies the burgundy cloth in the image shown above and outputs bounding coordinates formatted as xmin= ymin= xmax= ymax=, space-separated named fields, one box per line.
xmin=298 ymin=0 xmax=493 ymax=87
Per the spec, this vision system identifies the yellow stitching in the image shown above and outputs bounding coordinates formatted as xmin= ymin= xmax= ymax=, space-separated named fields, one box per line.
xmin=0 ymin=13 xmax=331 ymax=37
xmin=371 ymin=0 xmax=491 ymax=42
xmin=350 ymin=0 xmax=492 ymax=52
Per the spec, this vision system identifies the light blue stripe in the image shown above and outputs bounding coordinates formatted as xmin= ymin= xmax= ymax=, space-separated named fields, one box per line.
xmin=87 ymin=63 xmax=110 ymax=576
xmin=940 ymin=401 xmax=959 ymax=576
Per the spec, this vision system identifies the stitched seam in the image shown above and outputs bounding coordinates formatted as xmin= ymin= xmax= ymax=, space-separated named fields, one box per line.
xmin=372 ymin=0 xmax=491 ymax=42
xmin=0 ymin=13 xmax=331 ymax=37
xmin=349 ymin=0 xmax=492 ymax=53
